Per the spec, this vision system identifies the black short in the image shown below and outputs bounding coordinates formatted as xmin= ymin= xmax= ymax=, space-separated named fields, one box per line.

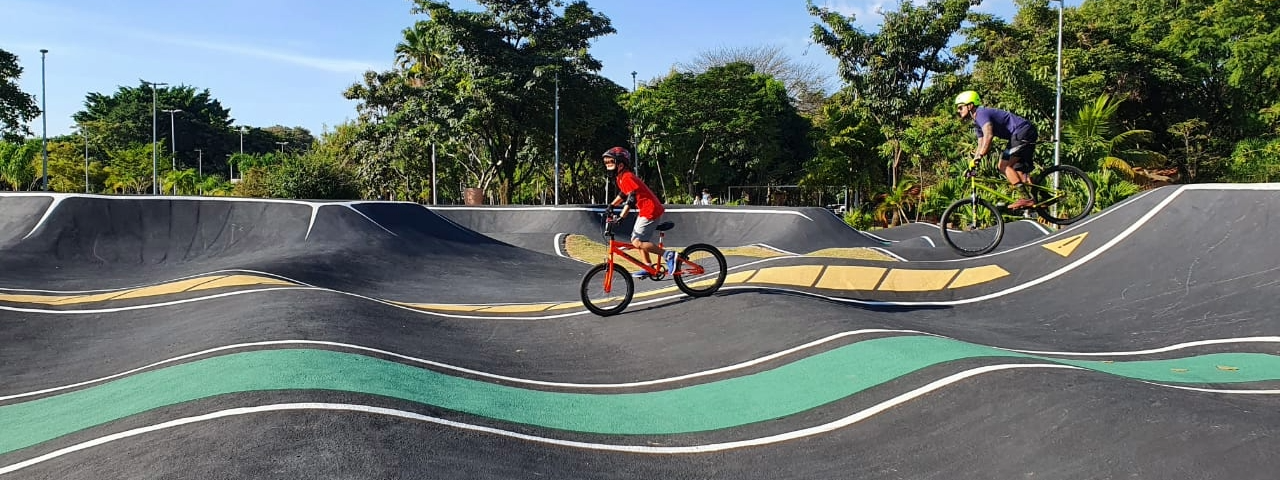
xmin=1002 ymin=123 xmax=1038 ymax=174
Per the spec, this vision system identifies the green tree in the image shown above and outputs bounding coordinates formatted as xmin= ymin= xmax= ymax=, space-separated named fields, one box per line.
xmin=809 ymin=0 xmax=975 ymax=186
xmin=1063 ymin=94 xmax=1165 ymax=176
xmin=629 ymin=62 xmax=810 ymax=199
xmin=802 ymin=89 xmax=883 ymax=208
xmin=73 ymin=82 xmax=237 ymax=175
xmin=0 ymin=49 xmax=40 ymax=142
xmin=0 ymin=139 xmax=39 ymax=190
xmin=267 ymin=150 xmax=360 ymax=200
xmin=372 ymin=0 xmax=616 ymax=204
xmin=104 ymin=143 xmax=161 ymax=194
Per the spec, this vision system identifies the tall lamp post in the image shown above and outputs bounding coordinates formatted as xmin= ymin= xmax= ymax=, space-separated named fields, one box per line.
xmin=1052 ymin=0 xmax=1065 ymax=196
xmin=553 ymin=70 xmax=560 ymax=205
xmin=39 ymin=49 xmax=48 ymax=191
xmin=162 ymin=108 xmax=182 ymax=194
xmin=238 ymin=126 xmax=247 ymax=154
xmin=142 ymin=80 xmax=167 ymax=194
xmin=275 ymin=141 xmax=288 ymax=153
xmin=630 ymin=70 xmax=638 ymax=177
xmin=194 ymin=148 xmax=203 ymax=195
xmin=73 ymin=124 xmax=88 ymax=193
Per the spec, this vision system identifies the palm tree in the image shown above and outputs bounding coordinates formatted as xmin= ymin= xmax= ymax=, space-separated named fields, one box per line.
xmin=1063 ymin=94 xmax=1166 ymax=177
xmin=0 ymin=139 xmax=39 ymax=190
xmin=875 ymin=179 xmax=917 ymax=227
xmin=395 ymin=24 xmax=448 ymax=85
xmin=163 ymin=168 xmax=199 ymax=195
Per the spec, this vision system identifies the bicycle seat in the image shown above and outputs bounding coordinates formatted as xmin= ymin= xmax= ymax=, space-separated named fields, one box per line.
xmin=656 ymin=221 xmax=674 ymax=231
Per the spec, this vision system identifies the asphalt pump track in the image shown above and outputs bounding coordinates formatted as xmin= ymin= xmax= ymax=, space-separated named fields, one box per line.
xmin=1 ymin=184 xmax=1277 ymax=479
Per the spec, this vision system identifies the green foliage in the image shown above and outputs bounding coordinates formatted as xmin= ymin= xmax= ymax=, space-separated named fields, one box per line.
xmin=0 ymin=49 xmax=40 ymax=142
xmin=628 ymin=62 xmax=811 ymax=199
xmin=1089 ymin=169 xmax=1142 ymax=210
xmin=73 ymin=82 xmax=237 ymax=173
xmin=842 ymin=208 xmax=876 ymax=230
xmin=0 ymin=139 xmax=39 ymax=190
xmin=104 ymin=143 xmax=162 ymax=194
xmin=809 ymin=0 xmax=975 ymax=185
xmin=267 ymin=152 xmax=360 ymax=200
xmin=1222 ymin=137 xmax=1280 ymax=183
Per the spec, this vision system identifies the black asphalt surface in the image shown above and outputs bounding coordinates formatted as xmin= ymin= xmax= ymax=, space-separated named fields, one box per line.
xmin=2 ymin=186 xmax=1278 ymax=479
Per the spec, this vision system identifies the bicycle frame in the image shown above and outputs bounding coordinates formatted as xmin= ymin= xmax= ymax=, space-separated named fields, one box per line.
xmin=600 ymin=220 xmax=706 ymax=294
xmin=964 ymin=168 xmax=1069 ymax=211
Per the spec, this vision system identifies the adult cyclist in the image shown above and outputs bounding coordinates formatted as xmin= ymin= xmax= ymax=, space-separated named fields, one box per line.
xmin=603 ymin=147 xmax=677 ymax=278
xmin=955 ymin=90 xmax=1039 ymax=210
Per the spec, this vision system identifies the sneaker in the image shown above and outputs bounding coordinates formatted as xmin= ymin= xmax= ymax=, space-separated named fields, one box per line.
xmin=631 ymin=270 xmax=650 ymax=280
xmin=663 ymin=250 xmax=679 ymax=274
xmin=1009 ymin=198 xmax=1035 ymax=210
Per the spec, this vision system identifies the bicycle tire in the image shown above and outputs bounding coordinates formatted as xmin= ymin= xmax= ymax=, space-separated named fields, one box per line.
xmin=940 ymin=197 xmax=1005 ymax=256
xmin=1032 ymin=164 xmax=1096 ymax=225
xmin=673 ymin=244 xmax=727 ymax=297
xmin=580 ymin=263 xmax=634 ymax=316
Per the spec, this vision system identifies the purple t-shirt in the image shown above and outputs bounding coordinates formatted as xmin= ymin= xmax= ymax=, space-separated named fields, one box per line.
xmin=973 ymin=107 xmax=1030 ymax=140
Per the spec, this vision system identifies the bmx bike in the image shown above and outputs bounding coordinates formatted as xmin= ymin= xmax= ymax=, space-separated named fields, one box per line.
xmin=579 ymin=207 xmax=727 ymax=316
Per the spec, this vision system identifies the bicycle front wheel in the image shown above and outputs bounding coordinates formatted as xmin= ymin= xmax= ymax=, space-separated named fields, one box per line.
xmin=940 ymin=197 xmax=1005 ymax=256
xmin=580 ymin=263 xmax=634 ymax=316
xmin=673 ymin=243 xmax=727 ymax=297
xmin=1032 ymin=164 xmax=1096 ymax=225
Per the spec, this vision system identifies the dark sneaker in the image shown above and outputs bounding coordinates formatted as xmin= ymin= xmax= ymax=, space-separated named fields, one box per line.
xmin=1009 ymin=198 xmax=1035 ymax=210
xmin=664 ymin=250 xmax=679 ymax=274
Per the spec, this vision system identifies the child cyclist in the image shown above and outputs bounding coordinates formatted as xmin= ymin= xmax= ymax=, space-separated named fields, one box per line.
xmin=603 ymin=146 xmax=677 ymax=279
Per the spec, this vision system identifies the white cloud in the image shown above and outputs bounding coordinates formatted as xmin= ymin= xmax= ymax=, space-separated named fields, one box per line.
xmin=119 ymin=30 xmax=377 ymax=74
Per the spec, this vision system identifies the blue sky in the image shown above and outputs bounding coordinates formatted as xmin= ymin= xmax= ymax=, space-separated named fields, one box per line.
xmin=3 ymin=0 xmax=1033 ymax=139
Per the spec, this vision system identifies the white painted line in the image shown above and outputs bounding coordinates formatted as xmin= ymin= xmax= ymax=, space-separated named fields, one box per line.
xmin=871 ymin=247 xmax=907 ymax=262
xmin=13 ymin=363 xmax=1205 ymax=475
xmin=0 ymin=329 xmax=923 ymax=400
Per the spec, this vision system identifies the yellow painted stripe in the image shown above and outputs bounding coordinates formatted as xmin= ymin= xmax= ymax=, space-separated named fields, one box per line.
xmin=813 ymin=266 xmax=888 ymax=291
xmin=877 ymin=269 xmax=960 ymax=292
xmin=0 ymin=275 xmax=297 ymax=306
xmin=947 ymin=265 xmax=1011 ymax=289
xmin=727 ymin=270 xmax=757 ymax=284
xmin=747 ymin=265 xmax=825 ymax=288
xmin=1043 ymin=232 xmax=1089 ymax=257
xmin=476 ymin=303 xmax=558 ymax=313
xmin=194 ymin=275 xmax=295 ymax=290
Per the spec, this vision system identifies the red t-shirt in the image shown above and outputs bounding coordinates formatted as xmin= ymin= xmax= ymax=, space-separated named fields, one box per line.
xmin=615 ymin=170 xmax=664 ymax=219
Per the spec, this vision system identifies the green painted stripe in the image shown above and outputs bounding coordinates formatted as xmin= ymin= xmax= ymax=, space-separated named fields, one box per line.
xmin=2 ymin=336 xmax=1278 ymax=455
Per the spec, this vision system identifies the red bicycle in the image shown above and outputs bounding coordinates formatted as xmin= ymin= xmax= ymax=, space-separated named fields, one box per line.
xmin=579 ymin=207 xmax=727 ymax=316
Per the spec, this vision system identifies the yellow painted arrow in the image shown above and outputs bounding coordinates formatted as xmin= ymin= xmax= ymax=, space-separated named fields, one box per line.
xmin=1043 ymin=232 xmax=1088 ymax=257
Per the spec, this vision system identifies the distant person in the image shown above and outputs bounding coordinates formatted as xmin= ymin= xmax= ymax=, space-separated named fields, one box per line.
xmin=955 ymin=90 xmax=1039 ymax=210
xmin=604 ymin=147 xmax=677 ymax=278
xmin=700 ymin=188 xmax=712 ymax=205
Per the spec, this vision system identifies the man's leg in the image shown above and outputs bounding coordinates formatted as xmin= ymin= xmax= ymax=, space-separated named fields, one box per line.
xmin=1001 ymin=158 xmax=1035 ymax=209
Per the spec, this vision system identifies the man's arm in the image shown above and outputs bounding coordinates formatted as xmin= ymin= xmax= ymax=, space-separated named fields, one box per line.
xmin=974 ymin=122 xmax=994 ymax=158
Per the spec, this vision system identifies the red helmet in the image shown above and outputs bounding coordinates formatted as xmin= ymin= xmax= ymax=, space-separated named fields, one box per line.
xmin=602 ymin=147 xmax=631 ymax=164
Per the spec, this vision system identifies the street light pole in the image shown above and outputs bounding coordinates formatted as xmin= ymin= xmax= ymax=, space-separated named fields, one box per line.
xmin=275 ymin=141 xmax=288 ymax=153
xmin=195 ymin=148 xmax=203 ymax=195
xmin=75 ymin=124 xmax=88 ymax=193
xmin=554 ymin=71 xmax=560 ymax=205
xmin=1052 ymin=0 xmax=1065 ymax=202
xmin=239 ymin=126 xmax=247 ymax=155
xmin=39 ymin=49 xmax=48 ymax=191
xmin=142 ymin=80 xmax=167 ymax=194
xmin=630 ymin=70 xmax=638 ymax=177
xmin=162 ymin=109 xmax=182 ymax=194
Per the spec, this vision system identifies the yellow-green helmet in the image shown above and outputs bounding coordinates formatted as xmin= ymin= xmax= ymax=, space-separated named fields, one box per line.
xmin=954 ymin=90 xmax=981 ymax=106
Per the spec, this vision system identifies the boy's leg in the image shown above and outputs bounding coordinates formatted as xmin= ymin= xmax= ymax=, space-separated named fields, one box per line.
xmin=631 ymin=217 xmax=663 ymax=276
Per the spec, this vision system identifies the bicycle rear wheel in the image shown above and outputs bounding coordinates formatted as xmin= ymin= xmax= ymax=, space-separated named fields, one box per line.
xmin=1032 ymin=164 xmax=1096 ymax=225
xmin=673 ymin=244 xmax=727 ymax=297
xmin=580 ymin=263 xmax=634 ymax=316
xmin=940 ymin=197 xmax=1005 ymax=256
